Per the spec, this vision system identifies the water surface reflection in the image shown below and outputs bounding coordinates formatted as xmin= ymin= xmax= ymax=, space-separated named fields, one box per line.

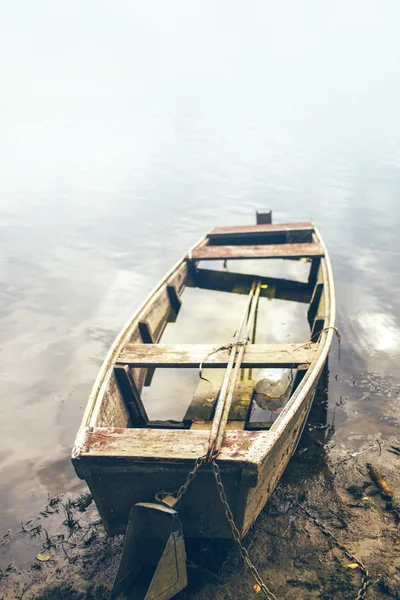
xmin=1 ymin=0 xmax=400 ymax=569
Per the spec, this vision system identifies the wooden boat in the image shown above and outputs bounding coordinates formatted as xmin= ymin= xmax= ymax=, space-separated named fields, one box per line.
xmin=72 ymin=211 xmax=335 ymax=542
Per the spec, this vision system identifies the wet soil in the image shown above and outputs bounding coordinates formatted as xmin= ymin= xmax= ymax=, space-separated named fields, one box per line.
xmin=2 ymin=392 xmax=400 ymax=600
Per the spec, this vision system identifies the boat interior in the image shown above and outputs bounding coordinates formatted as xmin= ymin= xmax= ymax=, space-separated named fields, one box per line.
xmin=89 ymin=214 xmax=328 ymax=434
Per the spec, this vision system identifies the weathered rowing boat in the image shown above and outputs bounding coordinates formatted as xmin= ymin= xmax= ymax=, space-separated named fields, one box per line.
xmin=71 ymin=211 xmax=335 ymax=598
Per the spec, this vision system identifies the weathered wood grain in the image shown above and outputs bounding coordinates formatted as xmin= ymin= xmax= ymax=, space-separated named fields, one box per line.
xmin=94 ymin=373 xmax=131 ymax=428
xmin=208 ymin=221 xmax=312 ymax=238
xmin=189 ymin=243 xmax=324 ymax=261
xmin=184 ymin=379 xmax=254 ymax=423
xmin=76 ymin=426 xmax=267 ymax=467
xmin=75 ymin=455 xmax=250 ymax=537
xmin=188 ymin=268 xmax=312 ymax=303
xmin=118 ymin=343 xmax=316 ymax=368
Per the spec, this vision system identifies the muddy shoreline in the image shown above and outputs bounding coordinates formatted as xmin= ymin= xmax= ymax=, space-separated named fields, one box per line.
xmin=2 ymin=398 xmax=400 ymax=600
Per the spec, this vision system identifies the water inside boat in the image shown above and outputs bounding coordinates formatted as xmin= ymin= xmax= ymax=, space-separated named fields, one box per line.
xmin=139 ymin=257 xmax=313 ymax=429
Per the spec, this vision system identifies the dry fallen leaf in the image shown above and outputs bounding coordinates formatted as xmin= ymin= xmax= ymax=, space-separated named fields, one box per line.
xmin=347 ymin=563 xmax=359 ymax=570
xmin=36 ymin=553 xmax=51 ymax=562
xmin=253 ymin=584 xmax=261 ymax=594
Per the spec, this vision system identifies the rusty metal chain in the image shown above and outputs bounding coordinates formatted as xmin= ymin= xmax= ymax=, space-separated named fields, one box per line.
xmin=155 ymin=455 xmax=207 ymax=506
xmin=173 ymin=456 xmax=206 ymax=502
xmin=155 ymin=455 xmax=279 ymax=600
xmin=211 ymin=460 xmax=278 ymax=600
xmin=299 ymin=504 xmax=369 ymax=600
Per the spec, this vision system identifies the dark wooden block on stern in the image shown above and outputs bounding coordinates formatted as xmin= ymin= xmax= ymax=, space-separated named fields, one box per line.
xmin=256 ymin=210 xmax=272 ymax=224
xmin=114 ymin=364 xmax=149 ymax=428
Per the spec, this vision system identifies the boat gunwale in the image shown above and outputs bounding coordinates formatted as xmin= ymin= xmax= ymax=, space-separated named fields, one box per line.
xmin=79 ymin=235 xmax=205 ymax=430
xmin=268 ymin=225 xmax=335 ymax=438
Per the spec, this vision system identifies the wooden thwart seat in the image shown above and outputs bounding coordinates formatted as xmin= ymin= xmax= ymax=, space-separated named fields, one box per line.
xmin=208 ymin=221 xmax=313 ymax=240
xmin=188 ymin=243 xmax=324 ymax=261
xmin=117 ymin=343 xmax=316 ymax=368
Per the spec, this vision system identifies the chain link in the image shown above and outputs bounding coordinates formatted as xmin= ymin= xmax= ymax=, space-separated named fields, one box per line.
xmin=174 ymin=456 xmax=207 ymax=501
xmin=299 ymin=504 xmax=369 ymax=600
xmin=155 ymin=455 xmax=207 ymax=505
xmin=155 ymin=455 xmax=279 ymax=599
xmin=211 ymin=460 xmax=278 ymax=600
xmin=156 ymin=460 xmax=370 ymax=600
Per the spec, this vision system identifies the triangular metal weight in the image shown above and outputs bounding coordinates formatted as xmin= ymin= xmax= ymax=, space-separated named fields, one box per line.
xmin=110 ymin=502 xmax=187 ymax=600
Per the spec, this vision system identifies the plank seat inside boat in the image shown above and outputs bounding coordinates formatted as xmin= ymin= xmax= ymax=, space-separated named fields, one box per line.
xmin=209 ymin=222 xmax=313 ymax=237
xmin=207 ymin=221 xmax=314 ymax=245
xmin=189 ymin=242 xmax=324 ymax=261
xmin=117 ymin=343 xmax=316 ymax=368
xmin=114 ymin=343 xmax=316 ymax=430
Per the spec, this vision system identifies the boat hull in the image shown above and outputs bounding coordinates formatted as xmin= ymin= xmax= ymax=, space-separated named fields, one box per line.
xmin=72 ymin=217 xmax=335 ymax=539
xmin=73 ymin=372 xmax=319 ymax=538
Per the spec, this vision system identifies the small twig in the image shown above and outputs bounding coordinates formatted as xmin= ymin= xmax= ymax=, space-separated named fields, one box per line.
xmin=60 ymin=542 xmax=77 ymax=564
xmin=42 ymin=527 xmax=56 ymax=549
xmin=377 ymin=439 xmax=382 ymax=457
xmin=67 ymin=526 xmax=93 ymax=549
xmin=19 ymin=584 xmax=32 ymax=600
xmin=257 ymin=526 xmax=291 ymax=541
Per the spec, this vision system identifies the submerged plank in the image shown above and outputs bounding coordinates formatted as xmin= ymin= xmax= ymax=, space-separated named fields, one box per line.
xmin=118 ymin=343 xmax=316 ymax=368
xmin=190 ymin=243 xmax=324 ymax=261
xmin=184 ymin=378 xmax=254 ymax=423
xmin=188 ymin=268 xmax=312 ymax=303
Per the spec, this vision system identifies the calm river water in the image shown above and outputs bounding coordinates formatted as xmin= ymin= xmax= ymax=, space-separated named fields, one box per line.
xmin=1 ymin=0 xmax=400 ymax=570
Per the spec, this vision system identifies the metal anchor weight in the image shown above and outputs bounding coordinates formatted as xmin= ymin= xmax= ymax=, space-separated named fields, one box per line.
xmin=110 ymin=502 xmax=187 ymax=600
